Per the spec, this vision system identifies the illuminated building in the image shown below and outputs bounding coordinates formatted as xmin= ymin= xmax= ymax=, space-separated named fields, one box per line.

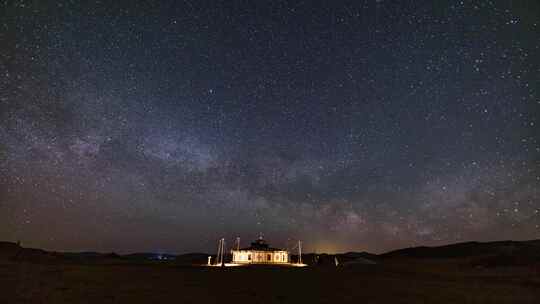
xmin=231 ymin=237 xmax=289 ymax=264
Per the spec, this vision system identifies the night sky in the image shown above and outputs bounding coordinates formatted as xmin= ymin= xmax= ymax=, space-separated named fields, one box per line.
xmin=1 ymin=1 xmax=539 ymax=254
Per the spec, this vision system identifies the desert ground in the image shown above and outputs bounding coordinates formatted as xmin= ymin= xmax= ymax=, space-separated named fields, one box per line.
xmin=2 ymin=241 xmax=539 ymax=303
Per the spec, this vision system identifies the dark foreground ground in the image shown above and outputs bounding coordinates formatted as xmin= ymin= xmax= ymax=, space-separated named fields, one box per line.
xmin=2 ymin=258 xmax=539 ymax=304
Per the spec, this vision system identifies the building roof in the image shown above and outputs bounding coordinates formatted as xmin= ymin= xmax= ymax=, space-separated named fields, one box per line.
xmin=236 ymin=238 xmax=286 ymax=252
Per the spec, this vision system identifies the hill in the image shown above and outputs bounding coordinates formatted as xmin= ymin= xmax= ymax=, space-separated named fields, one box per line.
xmin=381 ymin=240 xmax=540 ymax=258
xmin=380 ymin=239 xmax=540 ymax=267
xmin=2 ymin=239 xmax=540 ymax=267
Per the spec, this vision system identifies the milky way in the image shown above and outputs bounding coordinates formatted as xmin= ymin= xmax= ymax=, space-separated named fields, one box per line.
xmin=1 ymin=1 xmax=539 ymax=254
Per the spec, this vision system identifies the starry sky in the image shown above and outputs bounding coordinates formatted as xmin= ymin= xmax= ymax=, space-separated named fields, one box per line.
xmin=1 ymin=1 xmax=539 ymax=254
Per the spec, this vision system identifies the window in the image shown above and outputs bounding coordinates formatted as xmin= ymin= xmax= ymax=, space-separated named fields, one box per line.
xmin=267 ymin=254 xmax=271 ymax=261
xmin=248 ymin=254 xmax=251 ymax=260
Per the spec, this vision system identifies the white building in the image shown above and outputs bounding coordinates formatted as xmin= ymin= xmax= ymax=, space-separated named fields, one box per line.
xmin=231 ymin=237 xmax=289 ymax=264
